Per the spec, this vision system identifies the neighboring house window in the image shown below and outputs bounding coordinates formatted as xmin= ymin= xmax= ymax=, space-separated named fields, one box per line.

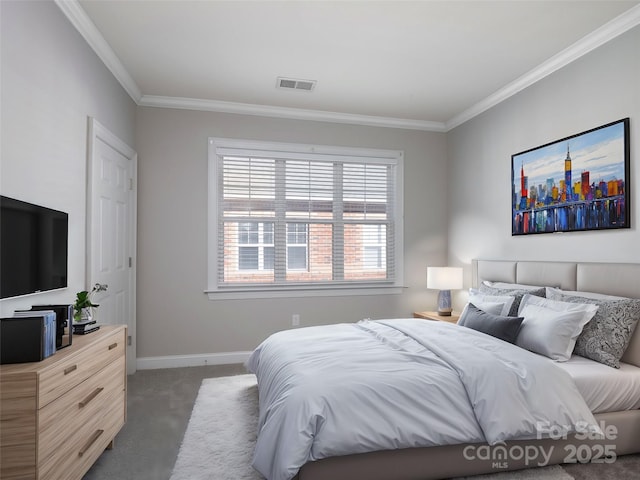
xmin=238 ymin=222 xmax=274 ymax=271
xmin=287 ymin=223 xmax=308 ymax=270
xmin=207 ymin=138 xmax=404 ymax=298
xmin=362 ymin=224 xmax=386 ymax=270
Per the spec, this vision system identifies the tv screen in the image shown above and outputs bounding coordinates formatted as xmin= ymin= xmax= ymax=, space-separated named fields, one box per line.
xmin=0 ymin=196 xmax=68 ymax=299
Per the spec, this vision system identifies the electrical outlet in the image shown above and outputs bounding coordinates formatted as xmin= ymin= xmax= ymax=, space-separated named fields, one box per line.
xmin=292 ymin=314 xmax=300 ymax=327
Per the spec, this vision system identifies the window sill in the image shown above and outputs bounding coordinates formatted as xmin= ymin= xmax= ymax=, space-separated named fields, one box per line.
xmin=205 ymin=284 xmax=404 ymax=300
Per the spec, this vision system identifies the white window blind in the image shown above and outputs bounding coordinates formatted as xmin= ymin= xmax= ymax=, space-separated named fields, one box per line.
xmin=208 ymin=138 xmax=403 ymax=297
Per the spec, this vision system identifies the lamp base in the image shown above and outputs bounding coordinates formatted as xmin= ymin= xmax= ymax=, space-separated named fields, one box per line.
xmin=437 ymin=290 xmax=452 ymax=316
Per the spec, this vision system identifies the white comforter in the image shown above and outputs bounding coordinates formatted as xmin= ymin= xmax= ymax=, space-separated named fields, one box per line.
xmin=246 ymin=319 xmax=601 ymax=480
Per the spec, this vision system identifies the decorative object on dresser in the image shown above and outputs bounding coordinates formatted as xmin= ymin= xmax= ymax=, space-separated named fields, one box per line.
xmin=73 ymin=319 xmax=100 ymax=335
xmin=73 ymin=283 xmax=109 ymax=323
xmin=426 ymin=266 xmax=463 ymax=316
xmin=413 ymin=310 xmax=460 ymax=323
xmin=0 ymin=325 xmax=127 ymax=480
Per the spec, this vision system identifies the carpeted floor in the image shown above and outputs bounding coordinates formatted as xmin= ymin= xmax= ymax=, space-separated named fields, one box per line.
xmin=169 ymin=374 xmax=640 ymax=480
xmin=83 ymin=364 xmax=247 ymax=480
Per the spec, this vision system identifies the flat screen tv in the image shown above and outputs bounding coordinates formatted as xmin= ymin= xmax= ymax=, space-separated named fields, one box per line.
xmin=1 ymin=196 xmax=68 ymax=299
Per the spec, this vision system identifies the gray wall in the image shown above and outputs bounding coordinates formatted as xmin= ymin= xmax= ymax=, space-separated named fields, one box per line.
xmin=4 ymin=1 xmax=638 ymax=360
xmin=0 ymin=1 xmax=136 ymax=316
xmin=135 ymin=108 xmax=447 ymax=357
xmin=447 ymin=25 xmax=640 ymax=303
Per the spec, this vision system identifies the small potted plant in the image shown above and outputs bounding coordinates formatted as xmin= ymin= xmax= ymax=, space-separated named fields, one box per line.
xmin=73 ymin=283 xmax=108 ymax=323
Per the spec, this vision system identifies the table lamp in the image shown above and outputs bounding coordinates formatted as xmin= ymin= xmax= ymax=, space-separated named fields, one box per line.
xmin=427 ymin=266 xmax=463 ymax=316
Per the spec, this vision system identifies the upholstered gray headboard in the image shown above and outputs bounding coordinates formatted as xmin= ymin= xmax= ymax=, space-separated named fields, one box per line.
xmin=472 ymin=259 xmax=640 ymax=367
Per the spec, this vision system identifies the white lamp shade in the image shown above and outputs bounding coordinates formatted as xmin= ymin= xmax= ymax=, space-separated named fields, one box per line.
xmin=427 ymin=267 xmax=463 ymax=290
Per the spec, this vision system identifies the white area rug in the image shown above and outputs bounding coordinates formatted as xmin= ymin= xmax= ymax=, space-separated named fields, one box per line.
xmin=170 ymin=374 xmax=261 ymax=480
xmin=170 ymin=374 xmax=573 ymax=480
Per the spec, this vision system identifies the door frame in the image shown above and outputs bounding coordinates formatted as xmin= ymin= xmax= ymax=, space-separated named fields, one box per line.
xmin=87 ymin=117 xmax=138 ymax=374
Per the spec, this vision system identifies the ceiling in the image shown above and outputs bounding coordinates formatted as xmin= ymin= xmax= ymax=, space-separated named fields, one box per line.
xmin=61 ymin=1 xmax=640 ymax=132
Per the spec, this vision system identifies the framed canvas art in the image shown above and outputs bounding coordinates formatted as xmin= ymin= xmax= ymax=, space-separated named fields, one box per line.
xmin=512 ymin=118 xmax=630 ymax=235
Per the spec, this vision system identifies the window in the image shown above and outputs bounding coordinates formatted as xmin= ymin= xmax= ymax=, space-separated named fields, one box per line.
xmin=362 ymin=224 xmax=386 ymax=270
xmin=287 ymin=223 xmax=308 ymax=270
xmin=208 ymin=138 xmax=403 ymax=298
xmin=238 ymin=222 xmax=274 ymax=270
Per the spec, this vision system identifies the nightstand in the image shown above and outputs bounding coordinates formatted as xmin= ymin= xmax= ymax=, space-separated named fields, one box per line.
xmin=413 ymin=311 xmax=460 ymax=324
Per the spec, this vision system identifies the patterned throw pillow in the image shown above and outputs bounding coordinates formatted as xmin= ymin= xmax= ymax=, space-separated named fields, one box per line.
xmin=478 ymin=284 xmax=546 ymax=317
xmin=546 ymin=290 xmax=640 ymax=368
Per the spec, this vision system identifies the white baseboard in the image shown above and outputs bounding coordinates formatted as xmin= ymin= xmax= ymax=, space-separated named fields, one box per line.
xmin=136 ymin=351 xmax=252 ymax=370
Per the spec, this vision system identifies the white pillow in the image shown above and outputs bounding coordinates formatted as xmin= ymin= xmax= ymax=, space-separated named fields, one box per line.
xmin=465 ymin=289 xmax=515 ymax=316
xmin=516 ymin=294 xmax=599 ymax=361
xmin=518 ymin=294 xmax=600 ymax=318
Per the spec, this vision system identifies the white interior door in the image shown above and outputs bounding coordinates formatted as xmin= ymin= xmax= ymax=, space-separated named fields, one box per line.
xmin=87 ymin=118 xmax=137 ymax=374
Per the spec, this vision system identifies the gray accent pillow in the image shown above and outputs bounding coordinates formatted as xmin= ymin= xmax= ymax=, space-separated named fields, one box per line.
xmin=546 ymin=291 xmax=640 ymax=368
xmin=459 ymin=303 xmax=524 ymax=344
xmin=478 ymin=284 xmax=546 ymax=317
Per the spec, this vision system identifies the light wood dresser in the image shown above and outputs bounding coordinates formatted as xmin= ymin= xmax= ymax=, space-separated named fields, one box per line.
xmin=0 ymin=325 xmax=127 ymax=480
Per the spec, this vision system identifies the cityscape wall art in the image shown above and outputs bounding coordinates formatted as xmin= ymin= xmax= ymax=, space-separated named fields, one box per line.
xmin=512 ymin=118 xmax=630 ymax=235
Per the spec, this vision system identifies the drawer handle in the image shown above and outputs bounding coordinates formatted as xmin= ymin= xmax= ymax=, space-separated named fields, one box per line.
xmin=79 ymin=387 xmax=104 ymax=408
xmin=64 ymin=365 xmax=78 ymax=375
xmin=108 ymin=343 xmax=118 ymax=350
xmin=78 ymin=429 xmax=104 ymax=457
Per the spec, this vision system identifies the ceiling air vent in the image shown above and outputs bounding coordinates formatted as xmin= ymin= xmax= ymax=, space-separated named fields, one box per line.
xmin=277 ymin=77 xmax=316 ymax=92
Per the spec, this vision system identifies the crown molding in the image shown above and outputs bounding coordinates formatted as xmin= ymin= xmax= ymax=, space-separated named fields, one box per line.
xmin=54 ymin=0 xmax=142 ymax=102
xmin=56 ymin=0 xmax=443 ymax=131
xmin=446 ymin=4 xmax=640 ymax=131
xmin=139 ymin=95 xmax=447 ymax=132
xmin=57 ymin=0 xmax=640 ymax=132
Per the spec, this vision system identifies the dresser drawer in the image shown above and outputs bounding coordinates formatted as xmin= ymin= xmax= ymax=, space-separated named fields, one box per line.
xmin=38 ymin=329 xmax=125 ymax=408
xmin=0 ymin=325 xmax=126 ymax=480
xmin=38 ymin=355 xmax=125 ymax=464
xmin=38 ymin=389 xmax=126 ymax=480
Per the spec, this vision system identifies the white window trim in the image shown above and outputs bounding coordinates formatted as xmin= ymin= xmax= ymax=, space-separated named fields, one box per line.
xmin=206 ymin=137 xmax=404 ymax=300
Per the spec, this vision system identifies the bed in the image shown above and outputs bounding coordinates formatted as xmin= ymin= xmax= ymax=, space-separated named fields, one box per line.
xmin=247 ymin=259 xmax=640 ymax=480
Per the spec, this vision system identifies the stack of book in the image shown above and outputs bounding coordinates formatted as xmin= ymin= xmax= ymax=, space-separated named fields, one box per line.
xmin=31 ymin=304 xmax=73 ymax=349
xmin=73 ymin=319 xmax=100 ymax=335
xmin=13 ymin=310 xmax=57 ymax=358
